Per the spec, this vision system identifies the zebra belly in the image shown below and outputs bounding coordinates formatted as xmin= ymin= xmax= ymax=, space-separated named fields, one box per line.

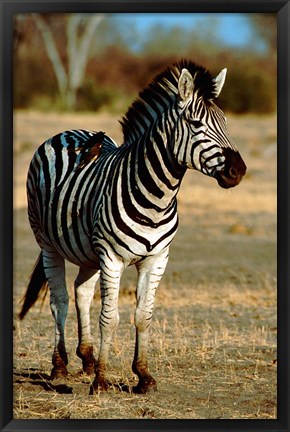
xmin=51 ymin=225 xmax=99 ymax=268
xmin=45 ymin=189 xmax=100 ymax=267
xmin=32 ymin=208 xmax=98 ymax=268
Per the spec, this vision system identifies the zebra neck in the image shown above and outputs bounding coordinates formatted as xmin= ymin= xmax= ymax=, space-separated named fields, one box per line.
xmin=126 ymin=118 xmax=186 ymax=214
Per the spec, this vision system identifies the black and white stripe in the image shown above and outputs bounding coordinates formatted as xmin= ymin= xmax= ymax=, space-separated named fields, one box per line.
xmin=21 ymin=60 xmax=246 ymax=393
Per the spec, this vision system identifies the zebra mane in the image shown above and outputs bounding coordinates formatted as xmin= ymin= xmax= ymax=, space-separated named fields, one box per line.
xmin=120 ymin=60 xmax=216 ymax=145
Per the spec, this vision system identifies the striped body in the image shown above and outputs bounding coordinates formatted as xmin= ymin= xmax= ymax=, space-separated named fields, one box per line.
xmin=28 ymin=131 xmax=182 ymax=273
xmin=21 ymin=60 xmax=246 ymax=393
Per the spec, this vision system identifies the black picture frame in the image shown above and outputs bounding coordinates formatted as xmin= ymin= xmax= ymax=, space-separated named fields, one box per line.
xmin=1 ymin=1 xmax=289 ymax=431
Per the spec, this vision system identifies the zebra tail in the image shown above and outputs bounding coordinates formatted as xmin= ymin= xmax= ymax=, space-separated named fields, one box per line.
xmin=19 ymin=252 xmax=48 ymax=320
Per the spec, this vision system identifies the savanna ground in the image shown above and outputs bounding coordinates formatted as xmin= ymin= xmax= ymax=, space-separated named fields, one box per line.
xmin=13 ymin=110 xmax=277 ymax=419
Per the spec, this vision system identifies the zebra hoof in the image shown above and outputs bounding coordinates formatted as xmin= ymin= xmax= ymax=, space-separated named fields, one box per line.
xmin=82 ymin=361 xmax=96 ymax=375
xmin=50 ymin=366 xmax=68 ymax=380
xmin=51 ymin=350 xmax=68 ymax=380
xmin=89 ymin=377 xmax=110 ymax=394
xmin=133 ymin=376 xmax=157 ymax=394
xmin=76 ymin=344 xmax=96 ymax=375
xmin=83 ymin=361 xmax=96 ymax=375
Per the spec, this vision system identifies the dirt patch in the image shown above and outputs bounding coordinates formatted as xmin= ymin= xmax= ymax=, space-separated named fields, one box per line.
xmin=13 ymin=111 xmax=277 ymax=419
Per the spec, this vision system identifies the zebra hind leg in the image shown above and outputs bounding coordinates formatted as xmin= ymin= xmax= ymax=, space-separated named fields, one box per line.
xmin=74 ymin=267 xmax=100 ymax=375
xmin=42 ymin=250 xmax=69 ymax=380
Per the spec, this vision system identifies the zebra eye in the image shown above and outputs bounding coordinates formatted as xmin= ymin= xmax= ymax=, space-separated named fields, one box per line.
xmin=190 ymin=120 xmax=204 ymax=129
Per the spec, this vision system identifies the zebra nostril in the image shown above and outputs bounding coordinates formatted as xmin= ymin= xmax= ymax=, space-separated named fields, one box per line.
xmin=229 ymin=167 xmax=237 ymax=179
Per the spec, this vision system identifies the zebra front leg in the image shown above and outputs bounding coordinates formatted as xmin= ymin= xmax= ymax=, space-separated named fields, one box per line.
xmin=133 ymin=250 xmax=169 ymax=394
xmin=90 ymin=256 xmax=123 ymax=393
xmin=43 ymin=250 xmax=69 ymax=380
xmin=75 ymin=267 xmax=100 ymax=375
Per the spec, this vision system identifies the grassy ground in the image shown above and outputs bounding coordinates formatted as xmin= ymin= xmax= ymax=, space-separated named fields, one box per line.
xmin=13 ymin=110 xmax=277 ymax=419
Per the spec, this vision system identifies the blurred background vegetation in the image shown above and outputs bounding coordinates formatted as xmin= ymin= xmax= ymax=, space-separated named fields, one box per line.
xmin=13 ymin=13 xmax=276 ymax=115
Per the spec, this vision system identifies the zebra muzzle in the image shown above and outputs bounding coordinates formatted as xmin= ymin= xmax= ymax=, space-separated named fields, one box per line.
xmin=215 ymin=153 xmax=247 ymax=189
xmin=217 ymin=172 xmax=243 ymax=189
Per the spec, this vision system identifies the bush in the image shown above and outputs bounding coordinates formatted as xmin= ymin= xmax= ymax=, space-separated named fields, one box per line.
xmin=219 ymin=68 xmax=276 ymax=114
xmin=14 ymin=44 xmax=276 ymax=115
xmin=76 ymin=79 xmax=114 ymax=111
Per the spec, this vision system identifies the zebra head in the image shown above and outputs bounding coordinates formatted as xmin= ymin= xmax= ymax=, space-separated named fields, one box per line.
xmin=174 ymin=63 xmax=247 ymax=189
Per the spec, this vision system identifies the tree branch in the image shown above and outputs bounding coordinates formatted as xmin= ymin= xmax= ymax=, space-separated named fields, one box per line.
xmin=68 ymin=14 xmax=104 ymax=90
xmin=33 ymin=14 xmax=68 ymax=97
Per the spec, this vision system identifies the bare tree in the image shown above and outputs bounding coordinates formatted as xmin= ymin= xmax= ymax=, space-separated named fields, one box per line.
xmin=33 ymin=13 xmax=104 ymax=109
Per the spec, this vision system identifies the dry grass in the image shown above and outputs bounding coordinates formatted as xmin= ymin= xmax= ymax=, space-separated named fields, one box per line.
xmin=13 ymin=111 xmax=277 ymax=419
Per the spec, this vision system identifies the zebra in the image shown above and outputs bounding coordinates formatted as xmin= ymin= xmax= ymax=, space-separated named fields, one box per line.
xmin=19 ymin=60 xmax=246 ymax=394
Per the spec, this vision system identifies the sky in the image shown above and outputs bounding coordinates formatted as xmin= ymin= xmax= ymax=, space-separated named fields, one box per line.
xmin=113 ymin=13 xmax=264 ymax=51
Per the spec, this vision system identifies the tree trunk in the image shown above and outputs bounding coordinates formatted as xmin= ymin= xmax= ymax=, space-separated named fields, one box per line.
xmin=33 ymin=14 xmax=104 ymax=110
xmin=33 ymin=14 xmax=68 ymax=104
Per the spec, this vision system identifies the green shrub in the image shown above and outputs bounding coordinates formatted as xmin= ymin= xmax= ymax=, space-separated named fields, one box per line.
xmin=76 ymin=79 xmax=115 ymax=111
xmin=219 ymin=69 xmax=276 ymax=114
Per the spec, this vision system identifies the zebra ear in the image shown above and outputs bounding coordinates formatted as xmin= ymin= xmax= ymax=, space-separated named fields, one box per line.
xmin=178 ymin=68 xmax=194 ymax=102
xmin=212 ymin=68 xmax=227 ymax=98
